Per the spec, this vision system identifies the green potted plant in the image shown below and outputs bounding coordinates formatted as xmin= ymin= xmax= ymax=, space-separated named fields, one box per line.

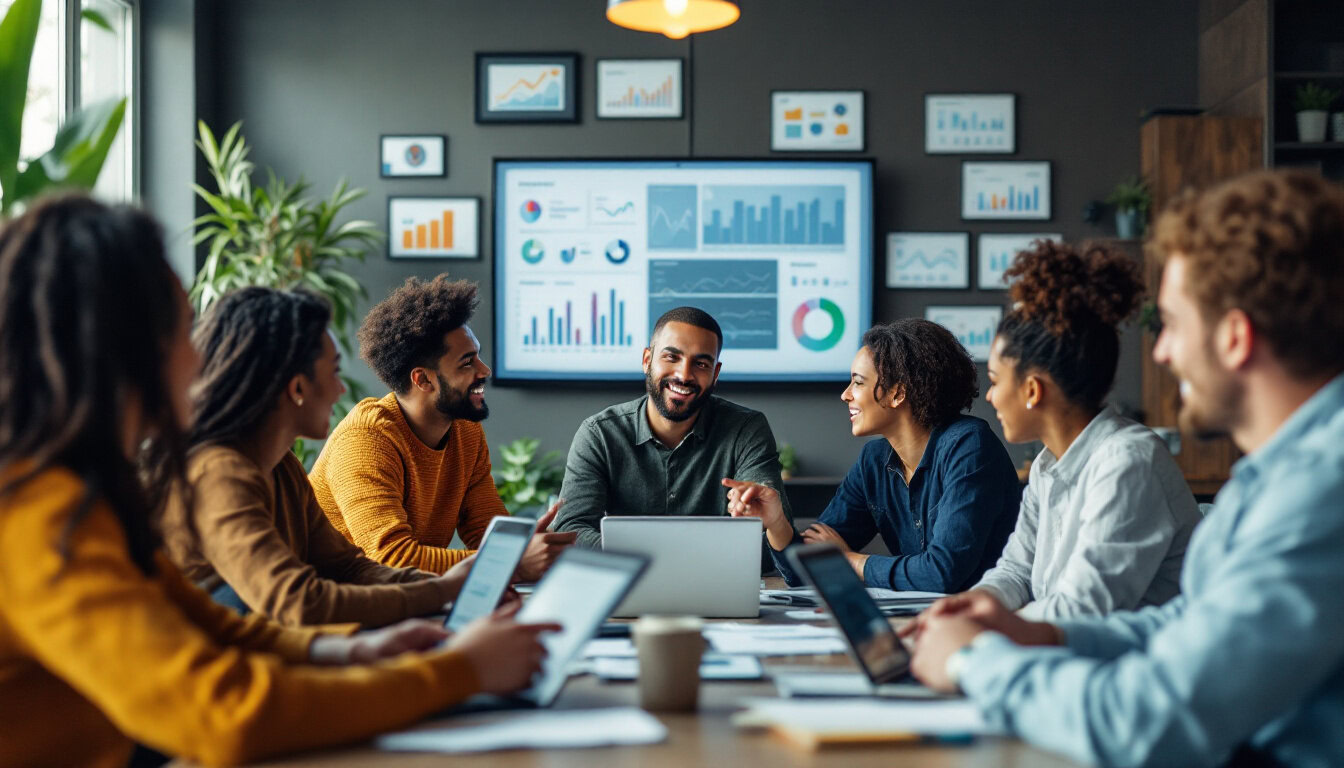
xmin=189 ymin=120 xmax=381 ymax=466
xmin=1293 ymin=82 xmax=1339 ymax=143
xmin=1105 ymin=176 xmax=1151 ymax=240
xmin=777 ymin=443 xmax=797 ymax=480
xmin=0 ymin=0 xmax=127 ymax=214
xmin=493 ymin=438 xmax=565 ymax=517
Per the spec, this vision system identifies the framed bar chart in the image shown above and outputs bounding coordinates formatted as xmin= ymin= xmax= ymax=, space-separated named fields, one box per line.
xmin=388 ymin=197 xmax=480 ymax=259
xmin=925 ymin=305 xmax=1004 ymax=362
xmin=925 ymin=94 xmax=1015 ymax=154
xmin=597 ymin=59 xmax=684 ymax=119
xmin=962 ymin=161 xmax=1052 ymax=220
xmin=977 ymin=232 xmax=1062 ymax=290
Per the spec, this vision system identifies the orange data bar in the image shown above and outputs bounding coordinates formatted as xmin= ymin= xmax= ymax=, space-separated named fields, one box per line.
xmin=401 ymin=230 xmax=413 ymax=249
xmin=416 ymin=224 xmax=427 ymax=249
xmin=442 ymin=211 xmax=454 ymax=249
xmin=784 ymin=107 xmax=802 ymax=120
xmin=430 ymin=220 xmax=441 ymax=249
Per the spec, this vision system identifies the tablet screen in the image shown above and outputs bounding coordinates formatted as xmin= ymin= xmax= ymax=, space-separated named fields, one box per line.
xmin=797 ymin=547 xmax=910 ymax=682
xmin=444 ymin=518 xmax=532 ymax=633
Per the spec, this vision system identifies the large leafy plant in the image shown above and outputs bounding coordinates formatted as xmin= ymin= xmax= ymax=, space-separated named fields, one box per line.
xmin=492 ymin=438 xmax=565 ymax=516
xmin=190 ymin=120 xmax=382 ymax=465
xmin=0 ymin=0 xmax=126 ymax=213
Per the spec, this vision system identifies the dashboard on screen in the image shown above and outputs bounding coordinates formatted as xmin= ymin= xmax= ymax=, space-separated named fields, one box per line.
xmin=493 ymin=159 xmax=873 ymax=382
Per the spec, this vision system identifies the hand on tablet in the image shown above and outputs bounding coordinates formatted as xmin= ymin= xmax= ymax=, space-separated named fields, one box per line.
xmin=449 ymin=603 xmax=562 ymax=694
xmin=515 ymin=503 xmax=578 ymax=582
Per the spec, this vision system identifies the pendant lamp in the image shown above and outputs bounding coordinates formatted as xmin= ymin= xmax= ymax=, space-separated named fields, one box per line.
xmin=607 ymin=0 xmax=740 ymax=39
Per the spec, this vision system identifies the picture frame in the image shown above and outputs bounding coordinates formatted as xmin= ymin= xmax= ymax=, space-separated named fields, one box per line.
xmin=387 ymin=196 xmax=480 ymax=259
xmin=925 ymin=94 xmax=1016 ymax=154
xmin=925 ymin=305 xmax=1004 ymax=362
xmin=977 ymin=232 xmax=1062 ymax=290
xmin=961 ymin=161 xmax=1052 ymax=220
xmin=380 ymin=134 xmax=446 ymax=178
xmin=886 ymin=232 xmax=970 ymax=289
xmin=596 ymin=58 xmax=684 ymax=119
xmin=770 ymin=90 xmax=865 ymax=152
xmin=475 ymin=53 xmax=579 ymax=123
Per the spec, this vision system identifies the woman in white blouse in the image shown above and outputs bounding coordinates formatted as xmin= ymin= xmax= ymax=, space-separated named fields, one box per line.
xmin=964 ymin=240 xmax=1201 ymax=620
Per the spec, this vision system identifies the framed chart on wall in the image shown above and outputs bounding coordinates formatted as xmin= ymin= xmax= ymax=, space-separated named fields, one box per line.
xmin=885 ymin=232 xmax=969 ymax=288
xmin=977 ymin=232 xmax=1062 ymax=289
xmin=596 ymin=59 xmax=684 ymax=119
xmin=387 ymin=197 xmax=480 ymax=259
xmin=925 ymin=94 xmax=1015 ymax=154
xmin=380 ymin=135 xmax=446 ymax=178
xmin=476 ymin=52 xmax=579 ymax=123
xmin=771 ymin=91 xmax=865 ymax=152
xmin=925 ymin=305 xmax=1003 ymax=362
xmin=962 ymin=161 xmax=1051 ymax=220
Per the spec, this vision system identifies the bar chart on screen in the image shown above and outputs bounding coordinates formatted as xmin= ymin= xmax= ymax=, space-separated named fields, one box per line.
xmin=518 ymin=284 xmax=641 ymax=351
xmin=962 ymin=162 xmax=1051 ymax=220
xmin=925 ymin=305 xmax=1003 ymax=362
xmin=388 ymin=197 xmax=479 ymax=258
xmin=702 ymin=185 xmax=846 ymax=248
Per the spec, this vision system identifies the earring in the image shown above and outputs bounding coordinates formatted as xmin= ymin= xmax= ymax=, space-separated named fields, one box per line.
xmin=296 ymin=397 xmax=304 ymax=407
xmin=1026 ymin=402 xmax=1034 ymax=410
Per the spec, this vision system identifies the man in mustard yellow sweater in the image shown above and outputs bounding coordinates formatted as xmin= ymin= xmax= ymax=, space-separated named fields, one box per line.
xmin=311 ymin=276 xmax=575 ymax=576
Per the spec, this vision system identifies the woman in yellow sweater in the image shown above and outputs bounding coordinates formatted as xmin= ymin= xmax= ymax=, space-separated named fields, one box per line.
xmin=161 ymin=286 xmax=486 ymax=627
xmin=0 ymin=196 xmax=557 ymax=767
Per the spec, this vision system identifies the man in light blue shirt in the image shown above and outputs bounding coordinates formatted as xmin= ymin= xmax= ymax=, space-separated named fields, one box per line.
xmin=908 ymin=169 xmax=1344 ymax=768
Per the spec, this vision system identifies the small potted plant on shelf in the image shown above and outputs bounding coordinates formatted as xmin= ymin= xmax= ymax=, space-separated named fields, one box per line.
xmin=777 ymin=443 xmax=797 ymax=481
xmin=1293 ymin=82 xmax=1340 ymax=143
xmin=493 ymin=437 xmax=565 ymax=517
xmin=1105 ymin=176 xmax=1151 ymax=240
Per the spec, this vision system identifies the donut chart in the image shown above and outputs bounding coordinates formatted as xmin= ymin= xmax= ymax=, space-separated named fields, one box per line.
xmin=521 ymin=239 xmax=545 ymax=264
xmin=520 ymin=200 xmax=542 ymax=223
xmin=792 ymin=298 xmax=845 ymax=351
xmin=605 ymin=239 xmax=631 ymax=264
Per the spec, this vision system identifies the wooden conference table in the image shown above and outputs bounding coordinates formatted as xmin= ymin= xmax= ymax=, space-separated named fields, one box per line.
xmin=174 ymin=579 xmax=1082 ymax=768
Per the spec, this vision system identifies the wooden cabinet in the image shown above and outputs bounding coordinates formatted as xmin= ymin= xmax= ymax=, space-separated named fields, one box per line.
xmin=1138 ymin=115 xmax=1262 ymax=496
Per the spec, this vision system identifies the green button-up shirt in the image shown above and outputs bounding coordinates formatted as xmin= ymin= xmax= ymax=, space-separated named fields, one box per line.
xmin=555 ymin=394 xmax=792 ymax=550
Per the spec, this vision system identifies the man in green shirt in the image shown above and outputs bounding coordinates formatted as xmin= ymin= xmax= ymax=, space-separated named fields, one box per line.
xmin=554 ymin=307 xmax=792 ymax=552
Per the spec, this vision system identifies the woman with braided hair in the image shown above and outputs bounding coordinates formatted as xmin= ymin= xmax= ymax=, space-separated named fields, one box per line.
xmin=160 ymin=286 xmax=487 ymax=627
xmin=913 ymin=240 xmax=1201 ymax=626
xmin=0 ymin=196 xmax=555 ymax=767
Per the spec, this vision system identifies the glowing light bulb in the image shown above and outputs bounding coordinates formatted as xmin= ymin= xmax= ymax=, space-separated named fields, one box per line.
xmin=664 ymin=24 xmax=689 ymax=38
xmin=664 ymin=0 xmax=689 ymax=17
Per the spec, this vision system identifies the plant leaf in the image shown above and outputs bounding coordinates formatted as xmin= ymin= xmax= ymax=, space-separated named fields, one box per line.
xmin=81 ymin=8 xmax=113 ymax=33
xmin=0 ymin=0 xmax=41 ymax=210
xmin=13 ymin=96 xmax=126 ymax=201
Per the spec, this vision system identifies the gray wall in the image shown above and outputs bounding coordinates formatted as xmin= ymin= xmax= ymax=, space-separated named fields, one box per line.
xmin=187 ymin=0 xmax=1196 ymax=482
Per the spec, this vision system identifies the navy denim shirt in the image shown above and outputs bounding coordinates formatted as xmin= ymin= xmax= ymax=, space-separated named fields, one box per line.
xmin=773 ymin=416 xmax=1021 ymax=592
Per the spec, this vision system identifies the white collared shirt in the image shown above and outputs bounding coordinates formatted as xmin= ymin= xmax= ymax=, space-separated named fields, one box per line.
xmin=974 ymin=407 xmax=1202 ymax=619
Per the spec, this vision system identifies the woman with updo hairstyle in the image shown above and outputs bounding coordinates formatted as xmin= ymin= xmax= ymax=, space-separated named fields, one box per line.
xmin=961 ymin=240 xmax=1201 ymax=619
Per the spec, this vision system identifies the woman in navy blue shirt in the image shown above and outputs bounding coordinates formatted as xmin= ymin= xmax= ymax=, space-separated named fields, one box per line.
xmin=725 ymin=319 xmax=1021 ymax=592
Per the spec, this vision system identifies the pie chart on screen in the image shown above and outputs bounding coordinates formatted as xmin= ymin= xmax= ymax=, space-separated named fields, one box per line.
xmin=520 ymin=200 xmax=542 ymax=223
xmin=793 ymin=298 xmax=845 ymax=351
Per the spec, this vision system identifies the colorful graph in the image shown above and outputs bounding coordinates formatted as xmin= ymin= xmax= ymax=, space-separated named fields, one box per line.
xmin=389 ymin=197 xmax=478 ymax=258
xmin=597 ymin=60 xmax=682 ymax=118
xmin=702 ymin=185 xmax=845 ymax=248
xmin=793 ymin=298 xmax=846 ymax=352
xmin=522 ymin=239 xmax=545 ymax=264
xmin=926 ymin=95 xmax=1015 ymax=153
xmin=772 ymin=91 xmax=864 ymax=151
xmin=606 ymin=76 xmax=674 ymax=108
xmin=925 ymin=306 xmax=1003 ymax=362
xmin=648 ymin=185 xmax=697 ymax=250
xmin=489 ymin=65 xmax=565 ymax=111
xmin=520 ymin=200 xmax=542 ymax=223
xmin=649 ymin=259 xmax=778 ymax=349
xmin=522 ymin=288 xmax=635 ymax=347
xmin=962 ymin=162 xmax=1051 ymax=220
xmin=605 ymin=239 xmax=631 ymax=264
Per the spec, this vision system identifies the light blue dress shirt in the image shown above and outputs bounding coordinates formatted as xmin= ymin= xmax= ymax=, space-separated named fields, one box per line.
xmin=959 ymin=373 xmax=1344 ymax=768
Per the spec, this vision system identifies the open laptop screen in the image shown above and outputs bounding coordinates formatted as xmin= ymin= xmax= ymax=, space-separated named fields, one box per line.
xmin=515 ymin=548 xmax=649 ymax=706
xmin=444 ymin=516 xmax=534 ymax=633
xmin=788 ymin=544 xmax=911 ymax=683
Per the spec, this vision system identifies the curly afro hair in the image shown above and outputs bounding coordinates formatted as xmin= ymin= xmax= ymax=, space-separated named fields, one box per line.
xmin=862 ymin=319 xmax=978 ymax=430
xmin=996 ymin=239 xmax=1143 ymax=411
xmin=358 ymin=275 xmax=479 ymax=393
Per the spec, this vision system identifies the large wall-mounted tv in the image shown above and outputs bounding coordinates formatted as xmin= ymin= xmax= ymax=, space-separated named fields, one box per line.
xmin=492 ymin=159 xmax=873 ymax=382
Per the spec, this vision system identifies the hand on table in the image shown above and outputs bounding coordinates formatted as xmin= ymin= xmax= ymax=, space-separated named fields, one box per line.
xmin=514 ymin=503 xmax=578 ymax=582
xmin=309 ymin=618 xmax=451 ymax=666
xmin=899 ymin=589 xmax=1062 ymax=647
xmin=448 ymin=602 xmax=562 ymax=694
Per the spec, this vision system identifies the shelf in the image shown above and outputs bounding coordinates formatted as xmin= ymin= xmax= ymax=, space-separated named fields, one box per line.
xmin=1276 ymin=70 xmax=1344 ymax=80
xmin=1275 ymin=142 xmax=1344 ymax=151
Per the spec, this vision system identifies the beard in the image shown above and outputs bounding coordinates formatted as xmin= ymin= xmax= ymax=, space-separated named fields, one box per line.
xmin=644 ymin=369 xmax=712 ymax=422
xmin=435 ymin=372 xmax=489 ymax=422
xmin=1173 ymin=342 xmax=1242 ymax=440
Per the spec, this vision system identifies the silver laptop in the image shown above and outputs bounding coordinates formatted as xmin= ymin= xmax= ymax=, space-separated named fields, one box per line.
xmin=601 ymin=516 xmax=762 ymax=618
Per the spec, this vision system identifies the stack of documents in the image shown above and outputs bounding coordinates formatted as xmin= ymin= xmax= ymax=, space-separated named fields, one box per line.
xmin=377 ymin=707 xmax=667 ymax=753
xmin=592 ymin=652 xmax=764 ymax=681
xmin=703 ymin=623 xmax=847 ymax=656
xmin=733 ymin=697 xmax=999 ymax=750
xmin=761 ymin=587 xmax=944 ymax=616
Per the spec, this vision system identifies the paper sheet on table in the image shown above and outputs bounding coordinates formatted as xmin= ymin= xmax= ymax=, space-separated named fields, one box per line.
xmin=376 ymin=707 xmax=667 ymax=754
xmin=771 ymin=672 xmax=952 ymax=700
xmin=704 ymin=624 xmax=846 ymax=656
xmin=734 ymin=697 xmax=1000 ymax=736
xmin=593 ymin=653 xmax=764 ymax=681
xmin=583 ymin=638 xmax=637 ymax=658
xmin=761 ymin=587 xmax=944 ymax=607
